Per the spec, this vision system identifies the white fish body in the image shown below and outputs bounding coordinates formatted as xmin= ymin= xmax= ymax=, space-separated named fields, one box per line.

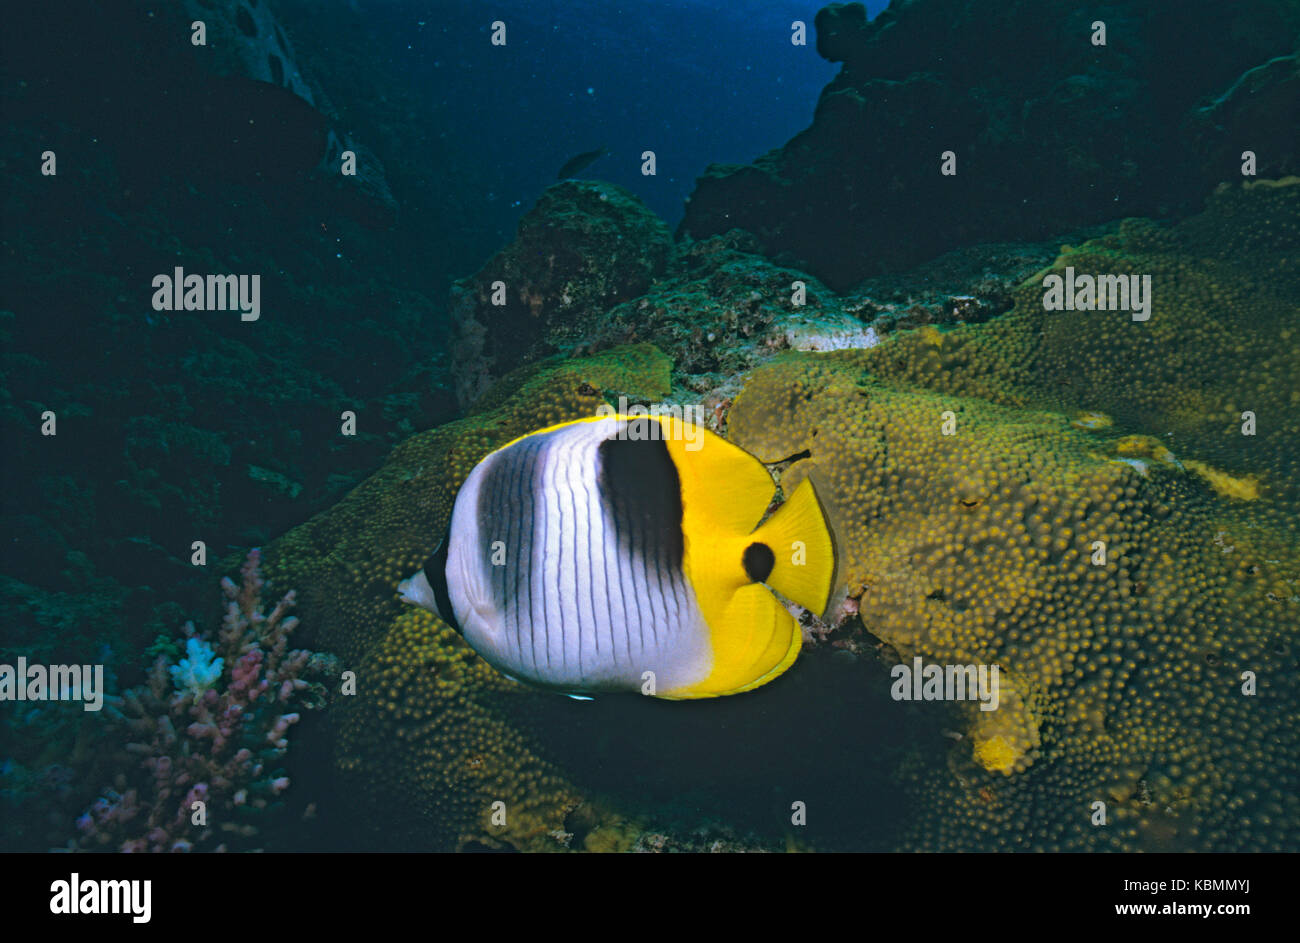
xmin=400 ymin=414 xmax=836 ymax=699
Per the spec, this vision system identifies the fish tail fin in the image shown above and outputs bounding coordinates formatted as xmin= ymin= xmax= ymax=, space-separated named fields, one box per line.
xmin=747 ymin=477 xmax=836 ymax=617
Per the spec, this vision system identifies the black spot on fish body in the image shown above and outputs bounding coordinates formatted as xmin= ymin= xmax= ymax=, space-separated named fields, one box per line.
xmin=743 ymin=542 xmax=775 ymax=583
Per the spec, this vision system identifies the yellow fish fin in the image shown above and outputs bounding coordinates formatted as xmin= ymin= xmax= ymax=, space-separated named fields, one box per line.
xmin=748 ymin=476 xmax=836 ymax=617
xmin=656 ymin=415 xmax=775 ymax=536
xmin=651 ymin=415 xmax=832 ymax=697
xmin=666 ymin=583 xmax=803 ymax=698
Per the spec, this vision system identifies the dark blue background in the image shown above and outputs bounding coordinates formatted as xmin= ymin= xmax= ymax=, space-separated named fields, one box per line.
xmin=358 ymin=0 xmax=891 ymax=229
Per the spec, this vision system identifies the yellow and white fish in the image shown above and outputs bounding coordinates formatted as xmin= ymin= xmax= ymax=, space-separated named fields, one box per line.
xmin=399 ymin=414 xmax=836 ymax=699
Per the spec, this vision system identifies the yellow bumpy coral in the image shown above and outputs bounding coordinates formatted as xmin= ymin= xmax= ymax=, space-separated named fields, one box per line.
xmin=728 ymin=180 xmax=1298 ymax=851
xmin=265 ymin=344 xmax=671 ymax=850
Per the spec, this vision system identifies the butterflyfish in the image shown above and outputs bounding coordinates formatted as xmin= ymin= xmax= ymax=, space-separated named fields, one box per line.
xmin=399 ymin=414 xmax=837 ymax=699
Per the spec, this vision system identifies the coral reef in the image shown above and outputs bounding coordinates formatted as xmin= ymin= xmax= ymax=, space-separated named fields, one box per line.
xmin=448 ymin=209 xmax=1067 ymax=422
xmin=264 ymin=161 xmax=1297 ymax=851
xmin=11 ymin=0 xmax=1290 ymax=855
xmin=679 ymin=0 xmax=1300 ymax=288
xmin=844 ymin=177 xmax=1300 ymax=511
xmin=573 ymin=230 xmax=877 ymax=402
xmin=726 ymin=179 xmax=1299 ymax=850
xmin=73 ymin=551 xmax=337 ymax=852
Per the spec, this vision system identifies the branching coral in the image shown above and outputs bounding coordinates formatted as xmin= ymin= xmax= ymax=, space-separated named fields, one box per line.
xmin=168 ymin=638 xmax=224 ymax=697
xmin=74 ymin=550 xmax=337 ymax=852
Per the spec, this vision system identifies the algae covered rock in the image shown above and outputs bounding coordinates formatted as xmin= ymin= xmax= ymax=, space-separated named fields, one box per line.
xmin=727 ymin=179 xmax=1299 ymax=850
xmin=582 ymin=230 xmax=880 ymax=397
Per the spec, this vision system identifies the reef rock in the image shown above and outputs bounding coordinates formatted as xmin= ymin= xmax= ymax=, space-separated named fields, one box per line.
xmin=449 ymin=181 xmax=673 ymax=409
xmin=177 ymin=0 xmax=397 ymax=223
xmin=678 ymin=0 xmax=1300 ymax=289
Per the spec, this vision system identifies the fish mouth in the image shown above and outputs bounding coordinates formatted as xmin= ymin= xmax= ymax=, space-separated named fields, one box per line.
xmin=397 ymin=571 xmax=434 ymax=609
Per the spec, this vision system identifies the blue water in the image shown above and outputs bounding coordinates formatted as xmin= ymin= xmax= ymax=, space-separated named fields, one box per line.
xmin=357 ymin=0 xmax=888 ymax=230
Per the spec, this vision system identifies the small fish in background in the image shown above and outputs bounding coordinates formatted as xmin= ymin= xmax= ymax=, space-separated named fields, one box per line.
xmin=556 ymin=146 xmax=609 ymax=179
xmin=400 ymin=414 xmax=837 ymax=699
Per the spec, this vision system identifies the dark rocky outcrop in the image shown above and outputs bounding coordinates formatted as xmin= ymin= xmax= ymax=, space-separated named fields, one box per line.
xmin=449 ymin=181 xmax=673 ymax=408
xmin=679 ymin=0 xmax=1300 ymax=289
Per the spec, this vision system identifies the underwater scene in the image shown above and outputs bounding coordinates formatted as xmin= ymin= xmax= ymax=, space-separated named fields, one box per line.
xmin=2 ymin=0 xmax=1298 ymax=858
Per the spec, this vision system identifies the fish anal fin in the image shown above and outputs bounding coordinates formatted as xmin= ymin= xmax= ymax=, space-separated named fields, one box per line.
xmin=667 ymin=584 xmax=801 ymax=698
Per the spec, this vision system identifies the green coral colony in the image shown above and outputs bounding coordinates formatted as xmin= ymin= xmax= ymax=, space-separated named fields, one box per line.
xmin=263 ymin=179 xmax=1300 ymax=851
